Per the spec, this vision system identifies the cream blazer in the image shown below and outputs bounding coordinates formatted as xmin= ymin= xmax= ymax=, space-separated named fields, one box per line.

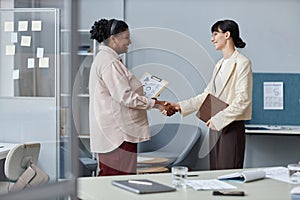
xmin=179 ymin=50 xmax=253 ymax=131
xmin=89 ymin=45 xmax=155 ymax=153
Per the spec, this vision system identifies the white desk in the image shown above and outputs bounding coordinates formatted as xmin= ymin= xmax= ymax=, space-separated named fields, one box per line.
xmin=77 ymin=168 xmax=297 ymax=200
xmin=245 ymin=125 xmax=300 ymax=135
xmin=0 ymin=143 xmax=18 ymax=160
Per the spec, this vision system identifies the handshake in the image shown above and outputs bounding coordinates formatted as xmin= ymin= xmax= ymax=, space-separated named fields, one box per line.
xmin=153 ymin=99 xmax=180 ymax=116
xmin=153 ymin=99 xmax=216 ymax=130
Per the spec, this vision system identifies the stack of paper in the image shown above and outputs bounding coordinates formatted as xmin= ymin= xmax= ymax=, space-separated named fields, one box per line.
xmin=262 ymin=166 xmax=295 ymax=184
xmin=186 ymin=179 xmax=237 ymax=190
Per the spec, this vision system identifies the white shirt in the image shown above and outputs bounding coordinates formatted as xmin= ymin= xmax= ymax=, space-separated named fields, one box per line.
xmin=214 ymin=58 xmax=229 ymax=94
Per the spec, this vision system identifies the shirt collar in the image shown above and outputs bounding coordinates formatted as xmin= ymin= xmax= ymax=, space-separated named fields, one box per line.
xmin=99 ymin=45 xmax=120 ymax=59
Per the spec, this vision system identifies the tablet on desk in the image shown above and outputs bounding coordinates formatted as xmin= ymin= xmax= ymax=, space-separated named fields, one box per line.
xmin=111 ymin=179 xmax=176 ymax=194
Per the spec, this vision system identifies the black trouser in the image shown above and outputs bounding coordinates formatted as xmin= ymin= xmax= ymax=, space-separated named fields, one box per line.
xmin=209 ymin=121 xmax=245 ymax=170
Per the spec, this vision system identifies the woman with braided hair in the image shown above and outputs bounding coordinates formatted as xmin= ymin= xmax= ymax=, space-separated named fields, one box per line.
xmin=89 ymin=19 xmax=174 ymax=176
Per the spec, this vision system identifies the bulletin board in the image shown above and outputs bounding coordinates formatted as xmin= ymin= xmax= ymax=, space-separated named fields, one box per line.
xmin=0 ymin=8 xmax=59 ymax=97
xmin=246 ymin=73 xmax=300 ymax=126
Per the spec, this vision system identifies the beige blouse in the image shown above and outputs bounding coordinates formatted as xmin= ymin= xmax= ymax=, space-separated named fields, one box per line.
xmin=89 ymin=45 xmax=155 ymax=153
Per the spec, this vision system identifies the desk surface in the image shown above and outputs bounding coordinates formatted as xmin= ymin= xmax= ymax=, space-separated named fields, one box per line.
xmin=0 ymin=143 xmax=18 ymax=160
xmin=77 ymin=168 xmax=296 ymax=200
xmin=245 ymin=125 xmax=300 ymax=135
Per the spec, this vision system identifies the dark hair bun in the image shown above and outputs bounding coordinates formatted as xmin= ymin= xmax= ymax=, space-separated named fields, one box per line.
xmin=90 ymin=19 xmax=109 ymax=43
xmin=236 ymin=37 xmax=246 ymax=48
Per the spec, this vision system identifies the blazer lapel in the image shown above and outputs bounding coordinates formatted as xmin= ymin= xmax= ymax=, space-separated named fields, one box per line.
xmin=211 ymin=61 xmax=223 ymax=94
xmin=215 ymin=51 xmax=238 ymax=97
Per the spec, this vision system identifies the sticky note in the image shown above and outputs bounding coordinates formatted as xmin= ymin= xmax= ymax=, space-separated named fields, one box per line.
xmin=13 ymin=70 xmax=19 ymax=80
xmin=21 ymin=36 xmax=31 ymax=47
xmin=4 ymin=21 xmax=14 ymax=32
xmin=37 ymin=48 xmax=44 ymax=58
xmin=39 ymin=57 xmax=49 ymax=68
xmin=11 ymin=32 xmax=18 ymax=43
xmin=5 ymin=45 xmax=15 ymax=55
xmin=27 ymin=58 xmax=35 ymax=68
xmin=18 ymin=21 xmax=28 ymax=31
xmin=32 ymin=20 xmax=42 ymax=31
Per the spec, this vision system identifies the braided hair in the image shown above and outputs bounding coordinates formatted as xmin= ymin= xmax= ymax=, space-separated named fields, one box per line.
xmin=90 ymin=19 xmax=129 ymax=44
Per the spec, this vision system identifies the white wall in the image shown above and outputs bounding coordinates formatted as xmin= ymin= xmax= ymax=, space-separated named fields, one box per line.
xmin=124 ymin=0 xmax=300 ymax=73
xmin=78 ymin=0 xmax=300 ymax=73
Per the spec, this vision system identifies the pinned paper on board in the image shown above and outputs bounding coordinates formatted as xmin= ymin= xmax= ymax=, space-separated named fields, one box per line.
xmin=37 ymin=48 xmax=44 ymax=58
xmin=21 ymin=36 xmax=31 ymax=47
xmin=5 ymin=45 xmax=15 ymax=55
xmin=39 ymin=57 xmax=49 ymax=68
xmin=11 ymin=32 xmax=18 ymax=43
xmin=263 ymin=82 xmax=284 ymax=110
xmin=13 ymin=70 xmax=19 ymax=80
xmin=4 ymin=21 xmax=14 ymax=32
xmin=27 ymin=58 xmax=35 ymax=68
xmin=18 ymin=21 xmax=28 ymax=31
xmin=32 ymin=20 xmax=42 ymax=31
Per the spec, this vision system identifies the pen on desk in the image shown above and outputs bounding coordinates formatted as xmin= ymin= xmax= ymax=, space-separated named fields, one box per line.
xmin=128 ymin=180 xmax=153 ymax=185
xmin=187 ymin=174 xmax=199 ymax=177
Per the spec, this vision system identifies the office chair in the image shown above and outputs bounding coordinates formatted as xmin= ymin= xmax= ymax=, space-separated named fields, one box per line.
xmin=78 ymin=139 xmax=98 ymax=177
xmin=138 ymin=123 xmax=201 ymax=169
xmin=0 ymin=143 xmax=47 ymax=194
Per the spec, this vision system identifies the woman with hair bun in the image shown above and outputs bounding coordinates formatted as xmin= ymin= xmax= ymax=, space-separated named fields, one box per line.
xmin=89 ymin=19 xmax=174 ymax=176
xmin=167 ymin=19 xmax=253 ymax=170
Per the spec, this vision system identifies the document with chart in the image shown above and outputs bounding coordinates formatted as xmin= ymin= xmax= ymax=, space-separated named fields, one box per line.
xmin=140 ymin=72 xmax=168 ymax=98
xmin=186 ymin=179 xmax=236 ymax=190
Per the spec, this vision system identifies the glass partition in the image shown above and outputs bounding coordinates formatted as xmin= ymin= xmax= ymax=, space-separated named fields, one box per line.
xmin=0 ymin=8 xmax=59 ymax=97
xmin=0 ymin=1 xmax=78 ymax=199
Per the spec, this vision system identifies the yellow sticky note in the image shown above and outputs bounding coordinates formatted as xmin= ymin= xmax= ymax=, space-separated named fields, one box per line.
xmin=5 ymin=45 xmax=15 ymax=55
xmin=18 ymin=21 xmax=28 ymax=31
xmin=39 ymin=57 xmax=49 ymax=68
xmin=21 ymin=36 xmax=31 ymax=47
xmin=4 ymin=21 xmax=14 ymax=32
xmin=32 ymin=20 xmax=42 ymax=31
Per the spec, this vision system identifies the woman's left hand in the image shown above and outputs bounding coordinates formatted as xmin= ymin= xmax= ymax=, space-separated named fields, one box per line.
xmin=206 ymin=119 xmax=217 ymax=130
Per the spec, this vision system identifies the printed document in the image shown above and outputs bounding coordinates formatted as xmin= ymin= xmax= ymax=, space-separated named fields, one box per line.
xmin=140 ymin=72 xmax=168 ymax=98
xmin=186 ymin=179 xmax=236 ymax=190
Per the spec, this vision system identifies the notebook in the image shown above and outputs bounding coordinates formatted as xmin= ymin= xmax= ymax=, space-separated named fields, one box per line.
xmin=218 ymin=170 xmax=266 ymax=183
xmin=196 ymin=94 xmax=228 ymax=122
xmin=111 ymin=179 xmax=176 ymax=194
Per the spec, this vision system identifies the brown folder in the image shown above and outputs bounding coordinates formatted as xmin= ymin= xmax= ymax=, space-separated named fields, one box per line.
xmin=196 ymin=94 xmax=228 ymax=122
